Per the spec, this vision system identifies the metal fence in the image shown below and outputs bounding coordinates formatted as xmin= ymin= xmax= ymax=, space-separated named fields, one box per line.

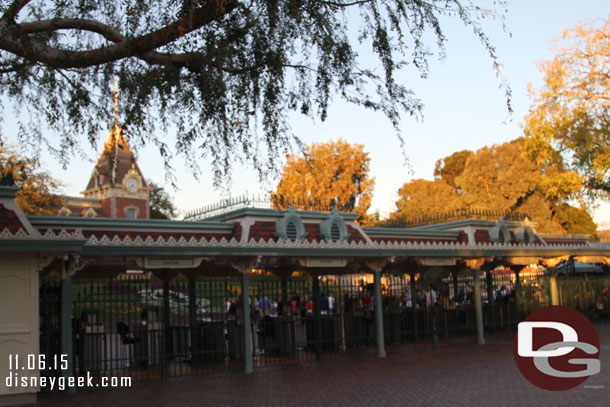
xmin=38 ymin=270 xmax=610 ymax=385
xmin=71 ymin=276 xmax=244 ymax=380
xmin=557 ymin=274 xmax=610 ymax=322
xmin=39 ymin=277 xmax=62 ymax=391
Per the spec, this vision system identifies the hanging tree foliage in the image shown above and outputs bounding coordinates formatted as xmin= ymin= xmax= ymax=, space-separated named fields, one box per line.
xmin=147 ymin=179 xmax=178 ymax=219
xmin=0 ymin=0 xmax=509 ymax=183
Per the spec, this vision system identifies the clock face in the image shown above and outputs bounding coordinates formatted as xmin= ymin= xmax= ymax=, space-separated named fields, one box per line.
xmin=127 ymin=178 xmax=139 ymax=192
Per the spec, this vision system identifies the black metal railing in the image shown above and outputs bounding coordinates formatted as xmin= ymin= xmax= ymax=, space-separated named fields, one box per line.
xmin=184 ymin=194 xmax=347 ymax=220
xmin=39 ymin=270 xmax=610 ymax=387
xmin=376 ymin=208 xmax=530 ymax=229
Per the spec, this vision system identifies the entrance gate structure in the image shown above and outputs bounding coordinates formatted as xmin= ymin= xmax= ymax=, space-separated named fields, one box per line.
xmin=2 ymin=186 xmax=610 ymax=403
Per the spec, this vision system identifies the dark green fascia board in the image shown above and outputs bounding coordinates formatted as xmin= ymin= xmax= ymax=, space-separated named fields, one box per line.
xmin=28 ymin=216 xmax=235 ymax=231
xmin=0 ymin=186 xmax=19 ymax=199
xmin=202 ymin=207 xmax=360 ymax=222
xmin=408 ymin=219 xmax=523 ymax=231
xmin=540 ymin=233 xmax=591 ymax=241
xmin=362 ymin=226 xmax=460 ymax=238
xmin=0 ymin=238 xmax=87 ymax=253
xmin=79 ymin=244 xmax=610 ymax=258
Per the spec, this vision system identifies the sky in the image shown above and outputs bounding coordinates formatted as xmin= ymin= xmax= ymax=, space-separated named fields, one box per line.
xmin=3 ymin=1 xmax=610 ymax=226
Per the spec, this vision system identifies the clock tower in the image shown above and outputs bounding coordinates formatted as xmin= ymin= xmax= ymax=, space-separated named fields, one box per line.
xmin=57 ymin=79 xmax=152 ymax=218
xmin=57 ymin=79 xmax=152 ymax=219
xmin=81 ymin=126 xmax=152 ymax=219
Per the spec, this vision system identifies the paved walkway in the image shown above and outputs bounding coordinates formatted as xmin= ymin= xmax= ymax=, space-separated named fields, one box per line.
xmin=30 ymin=325 xmax=610 ymax=407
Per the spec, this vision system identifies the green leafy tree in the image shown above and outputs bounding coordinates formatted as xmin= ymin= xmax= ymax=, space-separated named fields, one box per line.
xmin=524 ymin=19 xmax=610 ymax=196
xmin=148 ymin=180 xmax=177 ymax=219
xmin=271 ymin=140 xmax=374 ymax=224
xmin=0 ymin=1 xmax=508 ymax=182
xmin=0 ymin=146 xmax=63 ymax=215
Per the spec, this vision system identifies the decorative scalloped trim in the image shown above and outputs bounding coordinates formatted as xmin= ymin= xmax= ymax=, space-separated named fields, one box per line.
xmin=76 ymin=230 xmax=605 ymax=253
xmin=0 ymin=227 xmax=84 ymax=240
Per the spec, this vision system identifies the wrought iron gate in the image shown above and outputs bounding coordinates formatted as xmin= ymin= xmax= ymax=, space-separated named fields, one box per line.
xmin=38 ymin=270 xmax=610 ymax=384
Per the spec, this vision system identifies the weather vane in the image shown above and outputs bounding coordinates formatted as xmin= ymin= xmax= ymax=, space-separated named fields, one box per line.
xmin=113 ymin=76 xmax=119 ymax=130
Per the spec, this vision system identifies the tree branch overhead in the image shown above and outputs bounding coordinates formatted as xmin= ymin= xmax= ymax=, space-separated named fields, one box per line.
xmin=1 ymin=0 xmax=240 ymax=68
xmin=0 ymin=0 xmax=510 ymax=185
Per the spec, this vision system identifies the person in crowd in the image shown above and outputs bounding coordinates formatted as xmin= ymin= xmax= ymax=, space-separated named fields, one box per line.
xmin=291 ymin=291 xmax=300 ymax=309
xmin=404 ymin=290 xmax=412 ymax=309
xmin=328 ymin=294 xmax=335 ymax=314
xmin=361 ymin=291 xmax=372 ymax=308
xmin=260 ymin=296 xmax=272 ymax=316
xmin=300 ymin=296 xmax=308 ymax=317
xmin=306 ymin=297 xmax=314 ymax=313
xmin=291 ymin=296 xmax=298 ymax=316
xmin=425 ymin=285 xmax=437 ymax=307
xmin=226 ymin=298 xmax=232 ymax=313
xmin=320 ymin=294 xmax=329 ymax=314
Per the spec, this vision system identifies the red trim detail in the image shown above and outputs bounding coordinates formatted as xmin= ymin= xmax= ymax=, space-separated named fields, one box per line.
xmin=0 ymin=204 xmax=25 ymax=232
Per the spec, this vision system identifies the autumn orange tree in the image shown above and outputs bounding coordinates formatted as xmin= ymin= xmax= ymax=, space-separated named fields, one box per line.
xmin=389 ymin=179 xmax=462 ymax=221
xmin=433 ymin=150 xmax=473 ymax=191
xmin=271 ymin=140 xmax=374 ymax=224
xmin=524 ymin=18 xmax=610 ymax=197
xmin=380 ymin=149 xmax=473 ymax=224
xmin=455 ymin=139 xmax=586 ymax=233
xmin=386 ymin=139 xmax=595 ymax=235
xmin=0 ymin=146 xmax=63 ymax=215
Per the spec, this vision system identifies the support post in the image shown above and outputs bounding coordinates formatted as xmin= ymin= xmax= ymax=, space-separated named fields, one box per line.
xmin=464 ymin=258 xmax=490 ymax=345
xmin=60 ymin=261 xmax=75 ymax=393
xmin=373 ymin=271 xmax=386 ymax=357
xmin=549 ymin=270 xmax=559 ymax=306
xmin=241 ymin=271 xmax=253 ymax=373
xmin=188 ymin=278 xmax=198 ymax=364
xmin=485 ymin=270 xmax=495 ymax=330
xmin=409 ymin=270 xmax=418 ymax=340
xmin=231 ymin=257 xmax=259 ymax=374
xmin=452 ymin=272 xmax=459 ymax=303
xmin=162 ymin=280 xmax=170 ymax=377
xmin=473 ymin=269 xmax=485 ymax=345
xmin=281 ymin=277 xmax=288 ymax=307
xmin=514 ymin=267 xmax=521 ymax=303
xmin=513 ymin=265 xmax=524 ymax=319
xmin=508 ymin=259 xmax=542 ymax=319
xmin=312 ymin=274 xmax=322 ymax=361
xmin=541 ymin=256 xmax=568 ymax=306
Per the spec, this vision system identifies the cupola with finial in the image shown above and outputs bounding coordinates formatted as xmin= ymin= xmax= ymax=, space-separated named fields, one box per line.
xmin=76 ymin=78 xmax=152 ymax=218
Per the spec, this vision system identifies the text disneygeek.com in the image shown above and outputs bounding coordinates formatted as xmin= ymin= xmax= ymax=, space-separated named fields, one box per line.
xmin=6 ymin=371 xmax=132 ymax=391
xmin=7 ymin=354 xmax=131 ymax=391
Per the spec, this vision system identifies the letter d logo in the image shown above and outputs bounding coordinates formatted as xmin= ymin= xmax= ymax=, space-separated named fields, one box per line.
xmin=518 ymin=321 xmax=577 ymax=357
